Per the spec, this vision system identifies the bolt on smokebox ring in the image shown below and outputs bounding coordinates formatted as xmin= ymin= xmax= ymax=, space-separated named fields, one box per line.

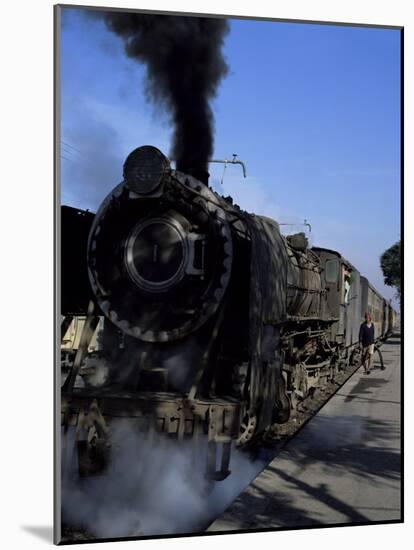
xmin=123 ymin=145 xmax=170 ymax=195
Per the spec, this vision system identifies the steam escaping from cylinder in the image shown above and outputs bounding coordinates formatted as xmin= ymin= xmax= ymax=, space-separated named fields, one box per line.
xmin=103 ymin=12 xmax=229 ymax=180
xmin=61 ymin=422 xmax=266 ymax=540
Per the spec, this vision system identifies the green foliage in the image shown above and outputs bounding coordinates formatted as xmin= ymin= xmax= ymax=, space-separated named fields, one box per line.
xmin=380 ymin=240 xmax=401 ymax=299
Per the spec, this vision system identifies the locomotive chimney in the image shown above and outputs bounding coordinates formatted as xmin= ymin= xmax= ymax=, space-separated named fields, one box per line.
xmin=174 ymin=159 xmax=210 ymax=185
xmin=189 ymin=168 xmax=210 ymax=186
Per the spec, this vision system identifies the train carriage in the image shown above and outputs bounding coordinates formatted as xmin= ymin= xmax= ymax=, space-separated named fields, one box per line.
xmin=311 ymin=247 xmax=361 ymax=350
xmin=360 ymin=276 xmax=386 ymax=340
xmin=387 ymin=301 xmax=398 ymax=336
xmin=382 ymin=298 xmax=389 ymax=337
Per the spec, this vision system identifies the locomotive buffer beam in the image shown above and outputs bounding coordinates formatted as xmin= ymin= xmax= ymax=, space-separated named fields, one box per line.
xmin=61 ymin=392 xmax=240 ymax=481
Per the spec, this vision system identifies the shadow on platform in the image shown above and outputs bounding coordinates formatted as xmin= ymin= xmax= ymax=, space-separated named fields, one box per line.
xmin=383 ymin=337 xmax=401 ymax=345
xmin=211 ymin=416 xmax=401 ymax=531
xmin=343 ymin=377 xmax=388 ymax=402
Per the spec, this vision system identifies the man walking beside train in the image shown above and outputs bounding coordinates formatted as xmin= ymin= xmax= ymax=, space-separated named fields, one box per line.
xmin=359 ymin=313 xmax=375 ymax=374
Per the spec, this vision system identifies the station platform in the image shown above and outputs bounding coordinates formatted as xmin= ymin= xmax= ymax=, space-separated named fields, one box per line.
xmin=208 ymin=335 xmax=402 ymax=532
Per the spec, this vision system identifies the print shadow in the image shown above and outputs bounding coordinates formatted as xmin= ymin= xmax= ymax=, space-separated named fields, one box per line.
xmin=21 ymin=525 xmax=53 ymax=543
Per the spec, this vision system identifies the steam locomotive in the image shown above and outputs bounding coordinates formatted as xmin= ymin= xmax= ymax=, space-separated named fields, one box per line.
xmin=61 ymin=145 xmax=397 ymax=480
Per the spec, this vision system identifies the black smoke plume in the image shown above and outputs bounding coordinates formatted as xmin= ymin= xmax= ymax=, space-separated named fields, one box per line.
xmin=104 ymin=12 xmax=229 ymax=178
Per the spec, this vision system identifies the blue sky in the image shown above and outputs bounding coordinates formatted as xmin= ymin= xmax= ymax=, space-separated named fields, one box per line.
xmin=60 ymin=7 xmax=401 ymax=305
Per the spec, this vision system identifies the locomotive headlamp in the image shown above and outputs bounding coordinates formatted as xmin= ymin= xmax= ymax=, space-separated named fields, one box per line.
xmin=123 ymin=145 xmax=170 ymax=195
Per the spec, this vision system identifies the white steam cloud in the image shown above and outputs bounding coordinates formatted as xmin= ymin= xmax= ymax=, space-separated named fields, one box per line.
xmin=61 ymin=420 xmax=268 ymax=539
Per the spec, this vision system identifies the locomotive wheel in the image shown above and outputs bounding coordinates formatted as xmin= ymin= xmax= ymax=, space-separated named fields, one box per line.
xmin=335 ymin=348 xmax=348 ymax=372
xmin=349 ymin=347 xmax=361 ymax=367
xmin=236 ymin=409 xmax=257 ymax=447
xmin=289 ymin=390 xmax=299 ymax=412
xmin=273 ymin=376 xmax=291 ymax=424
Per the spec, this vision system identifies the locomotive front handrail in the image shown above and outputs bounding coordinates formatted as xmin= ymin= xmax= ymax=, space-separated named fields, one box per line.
xmin=170 ymin=154 xmax=247 ymax=178
xmin=209 ymin=154 xmax=247 ymax=178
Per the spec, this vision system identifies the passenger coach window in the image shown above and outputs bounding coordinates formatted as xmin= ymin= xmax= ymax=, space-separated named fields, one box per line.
xmin=325 ymin=259 xmax=339 ymax=283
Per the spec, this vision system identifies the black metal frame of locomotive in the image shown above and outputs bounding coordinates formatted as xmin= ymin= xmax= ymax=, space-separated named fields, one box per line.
xmin=60 ymin=146 xmax=397 ymax=480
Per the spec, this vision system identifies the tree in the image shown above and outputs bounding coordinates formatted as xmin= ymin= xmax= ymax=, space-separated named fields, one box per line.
xmin=380 ymin=240 xmax=401 ymax=300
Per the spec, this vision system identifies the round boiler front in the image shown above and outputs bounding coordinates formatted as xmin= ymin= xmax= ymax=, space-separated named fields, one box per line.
xmin=125 ymin=217 xmax=188 ymax=293
xmin=87 ymin=172 xmax=233 ymax=342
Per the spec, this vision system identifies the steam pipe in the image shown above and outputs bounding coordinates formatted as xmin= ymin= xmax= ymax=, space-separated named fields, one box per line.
xmin=279 ymin=219 xmax=312 ymax=233
xmin=170 ymin=154 xmax=247 ymax=181
xmin=209 ymin=154 xmax=247 ymax=178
